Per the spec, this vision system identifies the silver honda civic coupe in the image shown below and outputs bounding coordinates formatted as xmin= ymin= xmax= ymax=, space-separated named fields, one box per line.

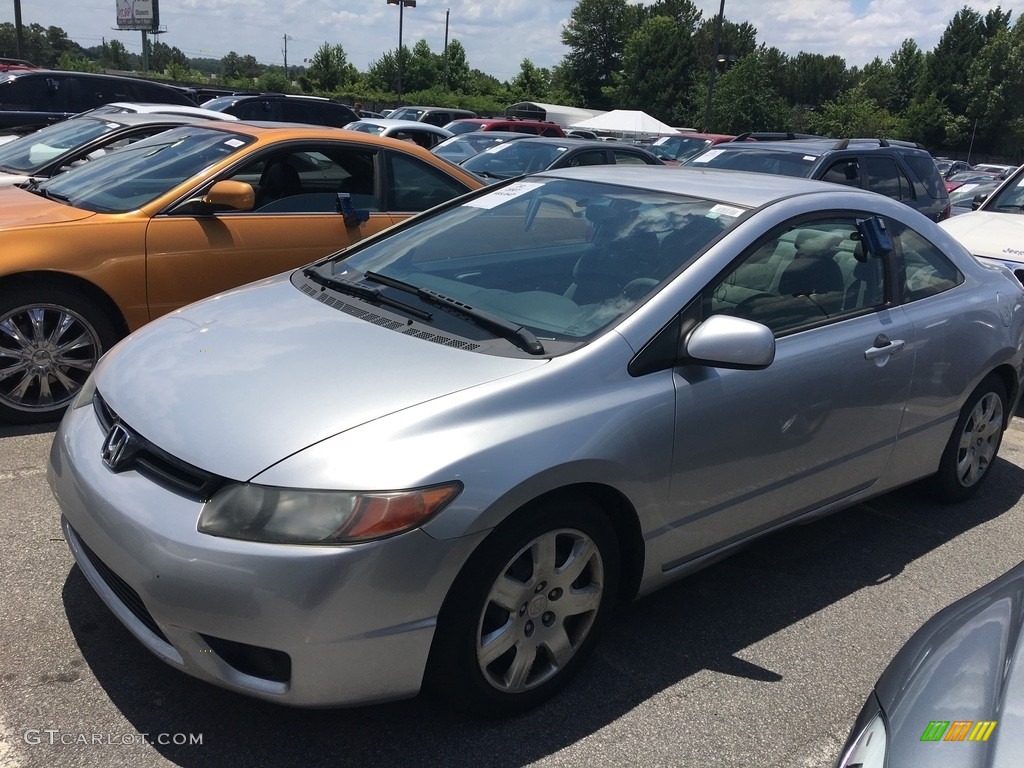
xmin=48 ymin=166 xmax=1024 ymax=715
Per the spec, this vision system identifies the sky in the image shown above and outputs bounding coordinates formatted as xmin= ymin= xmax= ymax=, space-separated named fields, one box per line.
xmin=3 ymin=0 xmax=1024 ymax=84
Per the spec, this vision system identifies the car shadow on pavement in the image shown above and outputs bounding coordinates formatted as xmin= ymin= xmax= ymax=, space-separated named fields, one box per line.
xmin=61 ymin=458 xmax=1024 ymax=768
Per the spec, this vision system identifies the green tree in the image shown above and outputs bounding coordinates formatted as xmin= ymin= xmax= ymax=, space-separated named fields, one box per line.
xmin=440 ymin=39 xmax=472 ymax=93
xmin=961 ymin=19 xmax=1024 ymax=158
xmin=150 ymin=41 xmax=189 ymax=73
xmin=404 ymin=39 xmax=438 ymax=93
xmin=783 ymin=53 xmax=850 ymax=108
xmin=508 ymin=59 xmax=550 ymax=103
xmin=806 ymin=84 xmax=902 ymax=138
xmin=302 ymin=42 xmax=355 ymax=92
xmin=559 ymin=0 xmax=640 ymax=108
xmin=695 ymin=52 xmax=789 ymax=133
xmin=98 ymin=39 xmax=131 ymax=70
xmin=619 ymin=15 xmax=696 ymax=124
xmin=921 ymin=7 xmax=1004 ymax=116
xmin=888 ymin=39 xmax=924 ymax=114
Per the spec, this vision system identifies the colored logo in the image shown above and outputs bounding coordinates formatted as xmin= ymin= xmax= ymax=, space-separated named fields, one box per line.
xmin=920 ymin=720 xmax=997 ymax=742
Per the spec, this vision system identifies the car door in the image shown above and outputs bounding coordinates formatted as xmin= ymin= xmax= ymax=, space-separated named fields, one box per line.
xmin=143 ymin=141 xmax=399 ymax=319
xmin=657 ymin=214 xmax=916 ymax=567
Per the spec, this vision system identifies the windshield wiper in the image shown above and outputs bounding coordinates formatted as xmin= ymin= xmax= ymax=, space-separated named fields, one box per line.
xmin=417 ymin=288 xmax=545 ymax=355
xmin=303 ymin=267 xmax=432 ymax=321
xmin=365 ymin=271 xmax=545 ymax=355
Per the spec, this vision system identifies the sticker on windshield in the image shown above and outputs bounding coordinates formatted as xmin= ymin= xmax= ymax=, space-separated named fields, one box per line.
xmin=465 ymin=181 xmax=545 ymax=209
xmin=224 ymin=138 xmax=245 ymax=148
xmin=708 ymin=204 xmax=745 ymax=218
xmin=690 ymin=149 xmax=724 ymax=164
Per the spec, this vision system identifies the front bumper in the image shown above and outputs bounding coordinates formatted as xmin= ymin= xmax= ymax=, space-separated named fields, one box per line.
xmin=48 ymin=400 xmax=485 ymax=707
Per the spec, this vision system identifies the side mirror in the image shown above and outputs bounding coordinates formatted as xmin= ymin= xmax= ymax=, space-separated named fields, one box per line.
xmin=682 ymin=314 xmax=775 ymax=370
xmin=972 ymin=193 xmax=989 ymax=210
xmin=182 ymin=180 xmax=255 ymax=214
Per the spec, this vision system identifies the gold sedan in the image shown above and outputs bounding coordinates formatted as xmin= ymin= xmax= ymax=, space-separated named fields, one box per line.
xmin=0 ymin=121 xmax=483 ymax=423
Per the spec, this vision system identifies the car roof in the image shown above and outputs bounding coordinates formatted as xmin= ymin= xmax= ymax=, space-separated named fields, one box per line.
xmin=90 ymin=102 xmax=238 ymax=120
xmin=703 ymin=137 xmax=930 ymax=157
xmin=76 ymin=111 xmax=231 ymax=127
xmin=349 ymin=118 xmax=450 ymax=132
xmin=441 ymin=131 xmax=530 ymax=141
xmin=491 ymin=136 xmax=645 ymax=149
xmin=534 ymin=165 xmax=884 ymax=209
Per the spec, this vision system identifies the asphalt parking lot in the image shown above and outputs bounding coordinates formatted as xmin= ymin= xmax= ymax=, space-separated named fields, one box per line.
xmin=2 ymin=416 xmax=1024 ymax=768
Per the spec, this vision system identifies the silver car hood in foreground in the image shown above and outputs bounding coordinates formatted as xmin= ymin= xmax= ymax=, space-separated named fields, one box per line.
xmin=96 ymin=274 xmax=546 ymax=480
xmin=873 ymin=560 xmax=1024 ymax=767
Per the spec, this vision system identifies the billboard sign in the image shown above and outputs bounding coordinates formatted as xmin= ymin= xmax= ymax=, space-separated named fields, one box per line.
xmin=116 ymin=0 xmax=159 ymax=31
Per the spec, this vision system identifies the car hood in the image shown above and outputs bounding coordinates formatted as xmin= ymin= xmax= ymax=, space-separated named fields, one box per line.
xmin=0 ymin=184 xmax=95 ymax=225
xmin=941 ymin=212 xmax=1024 ymax=261
xmin=95 ymin=274 xmax=546 ymax=481
xmin=873 ymin=561 xmax=1024 ymax=767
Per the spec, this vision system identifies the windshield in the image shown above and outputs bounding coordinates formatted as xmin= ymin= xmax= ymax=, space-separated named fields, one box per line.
xmin=0 ymin=116 xmax=118 ymax=172
xmin=462 ymin=141 xmax=567 ymax=179
xmin=982 ymin=168 xmax=1024 ymax=213
xmin=35 ymin=125 xmax=253 ymax=212
xmin=650 ymin=136 xmax=713 ymax=163
xmin=434 ymin=134 xmax=525 ymax=162
xmin=686 ymin=147 xmax=816 ymax=177
xmin=445 ymin=121 xmax=481 ymax=135
xmin=315 ymin=177 xmax=744 ymax=347
xmin=388 ymin=108 xmax=425 ymax=122
xmin=347 ymin=121 xmax=385 ymax=135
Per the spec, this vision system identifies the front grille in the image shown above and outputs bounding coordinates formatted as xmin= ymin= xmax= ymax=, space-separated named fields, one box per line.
xmin=73 ymin=526 xmax=170 ymax=644
xmin=93 ymin=393 xmax=225 ymax=501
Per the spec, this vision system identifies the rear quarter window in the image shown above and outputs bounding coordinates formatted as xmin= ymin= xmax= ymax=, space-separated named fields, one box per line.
xmin=902 ymin=153 xmax=947 ymax=199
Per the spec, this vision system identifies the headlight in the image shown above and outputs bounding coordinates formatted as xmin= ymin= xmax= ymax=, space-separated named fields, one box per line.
xmin=836 ymin=710 xmax=888 ymax=768
xmin=197 ymin=481 xmax=463 ymax=544
xmin=72 ymin=371 xmax=97 ymax=409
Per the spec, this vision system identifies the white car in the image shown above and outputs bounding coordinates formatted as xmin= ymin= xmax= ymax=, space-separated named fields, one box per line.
xmin=940 ymin=163 xmax=1024 ymax=282
xmin=343 ymin=118 xmax=452 ymax=149
xmin=80 ymin=102 xmax=239 ymax=120
xmin=0 ymin=111 xmax=228 ymax=188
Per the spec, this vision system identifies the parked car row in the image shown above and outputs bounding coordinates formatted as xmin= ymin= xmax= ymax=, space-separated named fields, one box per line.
xmin=3 ymin=86 xmax=1023 ymax=765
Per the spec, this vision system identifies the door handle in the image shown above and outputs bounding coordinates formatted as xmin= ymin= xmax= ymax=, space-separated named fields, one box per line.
xmin=864 ymin=334 xmax=905 ymax=360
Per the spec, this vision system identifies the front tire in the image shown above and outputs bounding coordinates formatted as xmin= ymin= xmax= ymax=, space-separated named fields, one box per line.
xmin=0 ymin=289 xmax=119 ymax=424
xmin=931 ymin=374 xmax=1007 ymax=502
xmin=427 ymin=498 xmax=620 ymax=716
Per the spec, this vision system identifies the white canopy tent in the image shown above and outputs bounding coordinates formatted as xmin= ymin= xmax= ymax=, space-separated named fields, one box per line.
xmin=568 ymin=109 xmax=677 ymax=136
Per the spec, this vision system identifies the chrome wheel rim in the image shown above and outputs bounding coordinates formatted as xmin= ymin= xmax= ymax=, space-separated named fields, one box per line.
xmin=0 ymin=303 xmax=100 ymax=414
xmin=956 ymin=391 xmax=1004 ymax=487
xmin=476 ymin=527 xmax=604 ymax=693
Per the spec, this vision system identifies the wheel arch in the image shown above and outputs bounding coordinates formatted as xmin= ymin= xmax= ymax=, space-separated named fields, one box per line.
xmin=988 ymin=363 xmax=1020 ymax=426
xmin=0 ymin=271 xmax=130 ymax=339
xmin=482 ymin=482 xmax=647 ymax=604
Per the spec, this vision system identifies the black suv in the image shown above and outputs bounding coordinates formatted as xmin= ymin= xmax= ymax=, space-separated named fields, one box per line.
xmin=686 ymin=137 xmax=950 ymax=221
xmin=0 ymin=69 xmax=198 ymax=134
xmin=201 ymin=93 xmax=358 ymax=128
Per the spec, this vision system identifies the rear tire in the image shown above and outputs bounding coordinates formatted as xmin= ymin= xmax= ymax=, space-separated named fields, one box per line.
xmin=930 ymin=374 xmax=1007 ymax=502
xmin=426 ymin=498 xmax=619 ymax=716
xmin=0 ymin=288 xmax=120 ymax=424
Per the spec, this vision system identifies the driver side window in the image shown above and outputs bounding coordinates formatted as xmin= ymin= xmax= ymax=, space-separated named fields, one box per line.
xmin=706 ymin=218 xmax=886 ymax=335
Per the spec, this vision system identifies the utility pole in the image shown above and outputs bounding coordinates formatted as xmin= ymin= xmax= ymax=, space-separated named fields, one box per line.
xmin=13 ymin=0 xmax=25 ymax=60
xmin=282 ymin=34 xmax=293 ymax=81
